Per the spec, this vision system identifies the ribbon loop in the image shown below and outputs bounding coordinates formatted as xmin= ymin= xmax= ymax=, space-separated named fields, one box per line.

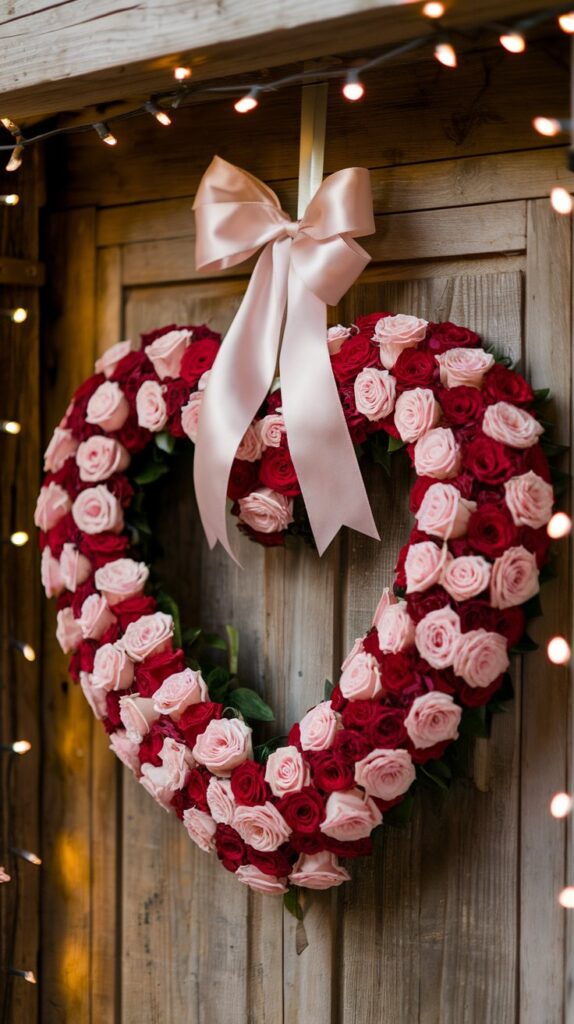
xmin=192 ymin=155 xmax=380 ymax=561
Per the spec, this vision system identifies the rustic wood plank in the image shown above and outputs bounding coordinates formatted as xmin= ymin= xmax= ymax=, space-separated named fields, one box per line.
xmin=521 ymin=199 xmax=571 ymax=1024
xmin=0 ymin=257 xmax=44 ymax=286
xmin=95 ymin=246 xmax=123 ymax=347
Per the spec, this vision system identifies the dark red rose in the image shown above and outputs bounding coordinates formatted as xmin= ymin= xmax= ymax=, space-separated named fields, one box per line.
xmin=165 ymin=379 xmax=192 ymax=429
xmin=170 ymin=765 xmax=210 ymax=817
xmin=190 ymin=325 xmax=222 ymax=344
xmin=138 ymin=728 xmax=164 ymax=766
xmin=457 ymin=599 xmax=495 ymax=634
xmin=227 ymin=459 xmax=259 ymax=501
xmin=78 ymin=638 xmax=97 ymax=673
xmin=258 ymin=444 xmax=301 ymax=496
xmin=368 ymin=706 xmax=407 ymax=748
xmin=215 ymin=824 xmax=247 ymax=872
xmin=380 ymin=651 xmax=418 ymax=698
xmin=236 ymin=521 xmax=286 ymax=547
xmin=288 ymin=832 xmax=325 ymax=854
xmin=178 ymin=702 xmax=223 ymax=747
xmin=78 ymin=531 xmax=130 ymax=568
xmin=330 ymin=334 xmax=379 ymax=385
xmin=309 ymin=750 xmax=354 ymax=792
xmin=288 ymin=723 xmax=301 ymax=748
xmin=100 ymin=622 xmax=121 ymax=646
xmin=47 ymin=459 xmax=83 ymax=499
xmin=71 ymin=580 xmax=97 ymax=616
xmin=465 ymin=435 xmax=516 ymax=485
xmin=111 ymin=349 xmax=152 ymax=386
xmin=354 ymin=312 xmax=392 ymax=337
xmin=393 ymin=348 xmax=437 ymax=389
xmin=467 ymin=504 xmax=517 ymax=558
xmin=493 ymin=607 xmax=525 ymax=649
xmin=342 ymin=700 xmax=383 ymax=730
xmin=106 ymin=473 xmax=135 ymax=508
xmin=482 ymin=364 xmax=534 ymax=407
xmin=247 ymin=847 xmax=294 ymax=877
xmin=439 ymin=386 xmax=485 ymax=427
xmin=409 ymin=740 xmax=449 ymax=764
xmin=409 ymin=476 xmax=436 ymax=514
xmin=66 ymin=374 xmax=106 ymax=439
xmin=363 ymin=628 xmax=383 ymax=663
xmin=277 ymin=787 xmax=325 ymax=834
xmin=140 ymin=324 xmax=177 ymax=347
xmin=45 ymin=513 xmax=81 ymax=557
xmin=72 ymin=372 xmax=106 ymax=405
xmin=135 ymin=648 xmax=186 ymax=697
xmin=525 ymin=443 xmax=552 ymax=483
xmin=520 ymin=525 xmax=551 ymax=567
xmin=322 ymin=835 xmax=373 ymax=858
xmin=424 ymin=321 xmax=480 ymax=355
xmin=332 ymin=728 xmax=371 ymax=763
xmin=112 ymin=595 xmax=157 ymax=629
xmin=180 ymin=338 xmax=220 ymax=386
xmin=406 ymin=585 xmax=450 ymax=624
xmin=339 ymin=384 xmax=369 ymax=444
xmin=458 ymin=676 xmax=503 ymax=708
xmin=114 ymin=414 xmax=152 ymax=454
xmin=230 ymin=761 xmax=268 ymax=806
xmin=329 ymin=685 xmax=347 ymax=712
xmin=266 ymin=389 xmax=283 ymax=414
xmin=416 ymin=663 xmax=457 ymax=697
xmin=105 ymin=691 xmax=123 ymax=728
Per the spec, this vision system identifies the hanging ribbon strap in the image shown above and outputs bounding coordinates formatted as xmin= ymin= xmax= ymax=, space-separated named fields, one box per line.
xmin=192 ymin=154 xmax=379 ymax=560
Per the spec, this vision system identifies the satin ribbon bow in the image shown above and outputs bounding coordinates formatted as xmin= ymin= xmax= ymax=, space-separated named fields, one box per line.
xmin=192 ymin=155 xmax=380 ymax=560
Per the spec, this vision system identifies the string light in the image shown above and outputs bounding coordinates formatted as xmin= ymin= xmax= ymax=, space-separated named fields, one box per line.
xmin=342 ymin=70 xmax=365 ymax=102
xmin=5 ymin=146 xmax=23 ymax=172
xmin=558 ymin=11 xmax=574 ymax=32
xmin=144 ymin=100 xmax=172 ymax=126
xmin=533 ymin=116 xmax=564 ymax=137
xmin=93 ymin=122 xmax=117 ymax=146
xmin=0 ymin=740 xmax=31 ymax=755
xmin=9 ymin=532 xmax=28 ymax=547
xmin=434 ymin=41 xmax=457 ymax=67
xmin=1 ymin=117 xmax=19 ymax=133
xmin=174 ymin=66 xmax=191 ymax=81
xmin=0 ymin=420 xmax=21 ymax=435
xmin=547 ymin=512 xmax=572 ymax=539
xmin=6 ymin=969 xmax=37 ymax=984
xmin=0 ymin=194 xmax=19 ymax=205
xmin=10 ymin=640 xmax=36 ymax=662
xmin=234 ymin=89 xmax=260 ymax=114
xmin=547 ymin=636 xmax=571 ymax=664
xmin=550 ymin=792 xmax=573 ymax=818
xmin=10 ymin=848 xmax=41 ymax=866
xmin=551 ymin=187 xmax=573 ymax=214
xmin=422 ymin=1 xmax=445 ymax=17
xmin=559 ymin=887 xmax=574 ymax=908
xmin=1 ymin=308 xmax=28 ymax=324
xmin=499 ymin=31 xmax=526 ymax=53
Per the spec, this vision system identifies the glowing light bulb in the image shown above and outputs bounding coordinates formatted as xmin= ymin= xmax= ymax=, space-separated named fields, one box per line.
xmin=547 ymin=512 xmax=572 ymax=539
xmin=342 ymin=71 xmax=365 ymax=102
xmin=559 ymin=886 xmax=574 ymax=908
xmin=547 ymin=636 xmax=571 ymax=665
xmin=1 ymin=117 xmax=19 ymax=133
xmin=423 ymin=1 xmax=445 ymax=16
xmin=145 ymin=101 xmax=172 ymax=126
xmin=94 ymin=122 xmax=117 ymax=146
xmin=10 ymin=531 xmax=28 ymax=547
xmin=6 ymin=968 xmax=37 ymax=983
xmin=0 ymin=420 xmax=21 ymax=434
xmin=23 ymin=972 xmax=37 ymax=985
xmin=0 ymin=193 xmax=19 ymax=205
xmin=11 ymin=848 xmax=41 ymax=866
xmin=500 ymin=32 xmax=526 ymax=54
xmin=11 ymin=740 xmax=31 ymax=755
xmin=533 ymin=117 xmax=562 ymax=137
xmin=558 ymin=12 xmax=574 ymax=33
xmin=434 ymin=41 xmax=457 ymax=67
xmin=12 ymin=640 xmax=36 ymax=662
xmin=551 ymin=187 xmax=573 ymax=215
xmin=234 ymin=90 xmax=259 ymax=114
xmin=6 ymin=146 xmax=23 ymax=172
xmin=174 ymin=66 xmax=191 ymax=81
xmin=550 ymin=792 xmax=573 ymax=818
xmin=9 ymin=307 xmax=28 ymax=324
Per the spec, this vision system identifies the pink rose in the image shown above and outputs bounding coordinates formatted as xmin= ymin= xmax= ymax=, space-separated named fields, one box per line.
xmin=265 ymin=745 xmax=310 ymax=797
xmin=354 ymin=367 xmax=396 ymax=421
xmin=206 ymin=777 xmax=236 ymax=824
xmin=299 ymin=702 xmax=341 ymax=751
xmin=192 ymin=718 xmax=253 ymax=776
xmin=355 ymin=748 xmax=416 ymax=801
xmin=339 ymin=650 xmax=382 ymax=701
xmin=122 ymin=612 xmax=174 ymax=662
xmin=289 ymin=851 xmax=350 ymax=890
xmin=56 ymin=607 xmax=82 ymax=653
xmin=145 ymin=328 xmax=191 ymax=379
xmin=95 ymin=339 xmax=134 ymax=378
xmin=405 ymin=541 xmax=448 ymax=594
xmin=440 ymin=554 xmax=491 ymax=602
xmin=91 ymin=641 xmax=134 ymax=691
xmin=181 ymin=391 xmax=203 ymax=442
xmin=233 ymin=801 xmax=291 ymax=851
xmin=72 ymin=485 xmax=124 ymax=535
xmin=41 ymin=547 xmax=64 ymax=598
xmin=394 ymin=388 xmax=441 ymax=443
xmin=119 ymin=694 xmax=160 ymax=743
xmin=436 ymin=348 xmax=495 ymax=388
xmin=94 ymin=558 xmax=149 ymax=605
xmin=327 ymin=324 xmax=352 ymax=354
xmin=504 ymin=471 xmax=554 ymax=529
xmin=414 ymin=427 xmax=461 ymax=480
xmin=86 ymin=381 xmax=130 ymax=431
xmin=238 ymin=488 xmax=294 ymax=534
xmin=482 ymin=402 xmax=544 ymax=449
xmin=183 ymin=807 xmax=217 ymax=852
xmin=135 ymin=380 xmax=168 ymax=432
xmin=79 ymin=671 xmax=108 ymax=720
xmin=371 ymin=587 xmax=398 ymax=631
xmin=109 ymin=729 xmax=141 ymax=774
xmin=198 ymin=371 xmax=211 ymax=390
xmin=235 ymin=865 xmax=289 ymax=895
xmin=59 ymin=543 xmax=92 ymax=592
xmin=152 ymin=668 xmax=208 ymax=720
xmin=44 ymin=427 xmax=79 ymax=472
xmin=320 ymin=787 xmax=382 ymax=841
xmin=490 ymin=545 xmax=539 ymax=609
xmin=415 ymin=483 xmax=476 ymax=540
xmin=415 ymin=605 xmax=461 ymax=669
xmin=341 ymin=637 xmax=365 ymax=673
xmin=78 ymin=593 xmax=116 ymax=640
xmin=405 ymin=691 xmax=462 ymax=749
xmin=236 ymin=423 xmax=264 ymax=462
xmin=453 ymin=629 xmax=509 ymax=688
xmin=76 ymin=436 xmax=130 ymax=483
xmin=376 ymin=602 xmax=415 ymax=653
xmin=34 ymin=482 xmax=71 ymax=531
xmin=258 ymin=414 xmax=286 ymax=448
xmin=374 ymin=314 xmax=428 ymax=369
xmin=159 ymin=736 xmax=195 ymax=787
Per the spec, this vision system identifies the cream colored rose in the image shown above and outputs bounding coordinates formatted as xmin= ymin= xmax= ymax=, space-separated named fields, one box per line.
xmin=405 ymin=541 xmax=448 ymax=594
xmin=415 ymin=483 xmax=476 ymax=540
xmin=490 ymin=545 xmax=539 ymax=609
xmin=236 ymin=422 xmax=264 ymax=461
xmin=56 ymin=608 xmax=82 ymax=654
xmin=180 ymin=391 xmax=203 ymax=442
xmin=86 ymin=381 xmax=130 ymax=431
xmin=122 ymin=612 xmax=174 ymax=662
xmin=34 ymin=482 xmax=72 ymax=532
xmin=354 ymin=367 xmax=396 ymax=421
xmin=374 ymin=314 xmax=428 ymax=369
xmin=441 ymin=554 xmax=491 ymax=602
xmin=327 ymin=324 xmax=352 ymax=354
xmin=436 ymin=348 xmax=495 ymax=389
xmin=414 ymin=427 xmax=461 ymax=480
xmin=405 ymin=692 xmax=462 ymax=749
xmin=289 ymin=851 xmax=350 ymax=890
xmin=78 ymin=593 xmax=116 ymax=641
xmin=238 ymin=488 xmax=294 ymax=534
xmin=95 ymin=339 xmax=134 ymax=378
xmin=415 ymin=605 xmax=461 ymax=669
xmin=152 ymin=668 xmax=208 ymax=720
xmin=119 ymin=694 xmax=160 ymax=743
xmin=504 ymin=470 xmax=554 ymax=529
xmin=482 ymin=402 xmax=544 ymax=449
xmin=145 ymin=328 xmax=191 ymax=380
xmin=355 ymin=748 xmax=416 ymax=801
xmin=258 ymin=414 xmax=286 ymax=448
xmin=44 ymin=427 xmax=79 ymax=473
xmin=135 ymin=380 xmax=168 ymax=432
xmin=94 ymin=558 xmax=149 ymax=605
xmin=299 ymin=702 xmax=341 ymax=751
xmin=265 ymin=745 xmax=310 ymax=796
xmin=76 ymin=435 xmax=130 ymax=483
xmin=320 ymin=788 xmax=382 ymax=841
xmin=91 ymin=641 xmax=134 ymax=691
xmin=59 ymin=543 xmax=92 ymax=592
xmin=206 ymin=777 xmax=236 ymax=824
xmin=394 ymin=388 xmax=441 ymax=444
xmin=183 ymin=807 xmax=217 ymax=852
xmin=235 ymin=865 xmax=289 ymax=895
xmin=41 ymin=547 xmax=64 ymax=598
xmin=192 ymin=718 xmax=253 ymax=776
xmin=376 ymin=602 xmax=415 ymax=653
xmin=233 ymin=801 xmax=291 ymax=852
xmin=453 ymin=629 xmax=509 ymax=688
xmin=339 ymin=650 xmax=382 ymax=701
xmin=139 ymin=765 xmax=176 ymax=810
xmin=109 ymin=729 xmax=141 ymax=774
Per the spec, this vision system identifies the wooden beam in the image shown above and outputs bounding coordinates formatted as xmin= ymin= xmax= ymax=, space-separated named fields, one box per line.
xmin=0 ymin=258 xmax=45 ymax=286
xmin=0 ymin=0 xmax=562 ymax=121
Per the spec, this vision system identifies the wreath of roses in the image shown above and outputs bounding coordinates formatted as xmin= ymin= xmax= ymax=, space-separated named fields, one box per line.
xmin=35 ymin=312 xmax=560 ymax=902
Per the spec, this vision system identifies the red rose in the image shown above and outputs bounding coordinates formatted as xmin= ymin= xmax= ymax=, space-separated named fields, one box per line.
xmin=416 ymin=663 xmax=456 ymax=697
xmin=45 ymin=513 xmax=81 ymax=557
xmin=424 ymin=322 xmax=480 ymax=355
xmin=368 ymin=706 xmax=407 ymax=748
xmin=450 ymin=470 xmax=476 ymax=501
xmin=215 ymin=824 xmax=247 ymax=872
xmin=309 ymin=750 xmax=354 ymax=792
xmin=458 ymin=676 xmax=503 ymax=708
xmin=246 ymin=847 xmax=294 ymax=877
xmin=392 ymin=348 xmax=436 ymax=389
xmin=339 ymin=384 xmax=369 ymax=444
xmin=165 ymin=379 xmax=192 ymax=433
xmin=520 ymin=525 xmax=551 ymax=568
xmin=135 ymin=648 xmax=186 ymax=696
xmin=406 ymin=585 xmax=450 ymax=623
xmin=482 ymin=364 xmax=534 ymax=407
xmin=354 ymin=312 xmax=392 ymax=337
xmin=138 ymin=727 xmax=164 ymax=766
xmin=140 ymin=324 xmax=178 ymax=347
xmin=180 ymin=338 xmax=220 ymax=386
xmin=113 ymin=595 xmax=157 ymax=630
xmin=408 ymin=740 xmax=449 ymax=764
xmin=380 ymin=651 xmax=418 ymax=698
xmin=227 ymin=459 xmax=259 ymax=501
xmin=114 ymin=414 xmax=152 ymax=454
xmin=329 ymin=685 xmax=347 ymax=712
xmin=289 ymin=832 xmax=325 ymax=854
xmin=277 ymin=787 xmax=325 ymax=833
xmin=106 ymin=473 xmax=134 ymax=508
xmin=178 ymin=702 xmax=223 ymax=747
xmin=456 ymin=600 xmax=524 ymax=649
xmin=332 ymin=728 xmax=371 ymax=763
xmin=105 ymin=691 xmax=123 ymax=728
xmin=525 ymin=443 xmax=552 ymax=483
xmin=111 ymin=349 xmax=152 ymax=386
xmin=47 ymin=459 xmax=82 ymax=499
xmin=342 ymin=700 xmax=382 ymax=730
xmin=288 ymin=722 xmax=301 ymax=748
xmin=465 ymin=435 xmax=515 ymax=485
xmin=439 ymin=386 xmax=485 ymax=427
xmin=330 ymin=334 xmax=379 ymax=385
xmin=322 ymin=835 xmax=373 ymax=858
xmin=230 ymin=761 xmax=268 ymax=806
xmin=266 ymin=389 xmax=283 ymax=414
xmin=467 ymin=504 xmax=517 ymax=557
xmin=362 ymin=628 xmax=383 ymax=663
xmin=71 ymin=580 xmax=97 ymax=616
xmin=258 ymin=444 xmax=301 ymax=496
xmin=409 ymin=476 xmax=436 ymax=514
xmin=100 ymin=622 xmax=121 ymax=646
xmin=78 ymin=531 xmax=130 ymax=568
xmin=66 ymin=374 xmax=105 ymax=439
xmin=171 ymin=766 xmax=210 ymax=817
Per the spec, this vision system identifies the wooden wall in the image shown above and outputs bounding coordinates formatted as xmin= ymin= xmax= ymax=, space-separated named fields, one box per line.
xmin=41 ymin=40 xmax=573 ymax=1024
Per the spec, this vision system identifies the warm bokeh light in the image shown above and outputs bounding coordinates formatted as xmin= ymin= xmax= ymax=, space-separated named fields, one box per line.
xmin=155 ymin=111 xmax=172 ymax=126
xmin=10 ymin=530 xmax=29 ymax=547
xmin=9 ymin=307 xmax=28 ymax=324
xmin=533 ymin=116 xmax=562 ymax=137
xmin=94 ymin=123 xmax=117 ymax=146
xmin=434 ymin=42 xmax=457 ymax=67
xmin=547 ymin=636 xmax=571 ymax=665
xmin=342 ymin=79 xmax=365 ymax=102
xmin=11 ymin=740 xmax=31 ymax=755
xmin=0 ymin=420 xmax=21 ymax=434
xmin=558 ymin=12 xmax=574 ymax=33
xmin=234 ymin=93 xmax=259 ymax=113
xmin=559 ymin=886 xmax=574 ymax=908
xmin=12 ymin=848 xmax=42 ymax=866
xmin=550 ymin=792 xmax=573 ymax=818
xmin=23 ymin=972 xmax=37 ymax=985
xmin=547 ymin=512 xmax=572 ymax=539
xmin=423 ymin=1 xmax=445 ymax=17
xmin=499 ymin=32 xmax=526 ymax=53
xmin=6 ymin=147 xmax=23 ymax=173
xmin=174 ymin=66 xmax=191 ymax=81
xmin=551 ymin=187 xmax=573 ymax=215
xmin=0 ymin=193 xmax=19 ymax=205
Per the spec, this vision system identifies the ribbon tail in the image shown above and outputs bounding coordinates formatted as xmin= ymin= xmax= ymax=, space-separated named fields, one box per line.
xmin=193 ymin=243 xmax=289 ymax=561
xmin=280 ymin=270 xmax=380 ymax=556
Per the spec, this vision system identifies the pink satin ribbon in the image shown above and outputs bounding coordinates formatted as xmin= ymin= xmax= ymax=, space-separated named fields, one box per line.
xmin=192 ymin=155 xmax=380 ymax=560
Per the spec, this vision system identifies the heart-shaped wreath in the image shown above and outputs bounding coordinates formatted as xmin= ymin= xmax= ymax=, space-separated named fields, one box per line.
xmin=36 ymin=313 xmax=558 ymax=900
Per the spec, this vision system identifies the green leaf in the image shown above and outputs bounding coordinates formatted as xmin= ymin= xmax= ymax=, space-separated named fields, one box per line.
xmin=226 ymin=625 xmax=239 ymax=676
xmin=182 ymin=626 xmax=202 ymax=650
xmin=388 ymin=434 xmax=406 ymax=453
xmin=522 ymin=593 xmax=543 ymax=621
xmin=533 ymin=387 xmax=551 ymax=405
xmin=384 ymin=791 xmax=415 ymax=829
xmin=155 ymin=431 xmax=176 ymax=454
xmin=227 ymin=687 xmax=275 ymax=722
xmin=418 ymin=759 xmax=452 ymax=792
xmin=202 ymin=632 xmax=228 ymax=652
xmin=459 ymin=706 xmax=488 ymax=739
xmin=283 ymin=886 xmax=304 ymax=921
xmin=324 ymin=679 xmax=334 ymax=700
xmin=132 ymin=461 xmax=170 ymax=485
xmin=155 ymin=591 xmax=182 ymax=649
xmin=510 ymin=632 xmax=539 ymax=654
xmin=539 ymin=561 xmax=558 ymax=585
xmin=254 ymin=735 xmax=288 ymax=764
xmin=369 ymin=435 xmax=392 ymax=476
xmin=541 ymin=439 xmax=569 ymax=459
xmin=206 ymin=667 xmax=231 ymax=701
xmin=495 ymin=672 xmax=515 ymax=703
